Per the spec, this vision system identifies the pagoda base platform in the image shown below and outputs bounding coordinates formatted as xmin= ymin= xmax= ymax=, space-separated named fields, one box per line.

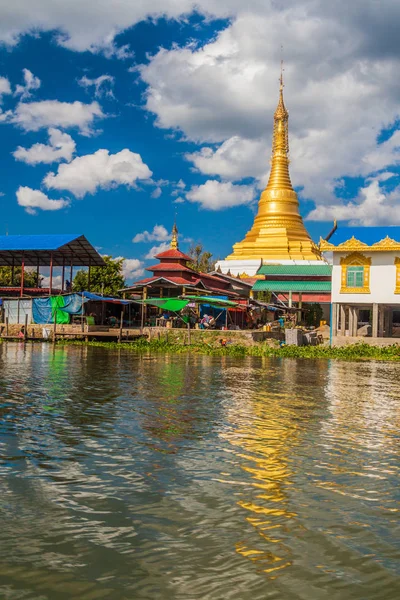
xmin=215 ymin=258 xmax=326 ymax=277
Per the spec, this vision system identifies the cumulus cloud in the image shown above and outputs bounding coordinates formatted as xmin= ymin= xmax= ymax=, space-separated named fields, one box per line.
xmin=115 ymin=256 xmax=145 ymax=280
xmin=44 ymin=148 xmax=152 ymax=197
xmin=186 ymin=180 xmax=255 ymax=210
xmin=0 ymin=0 xmax=241 ymax=55
xmin=132 ymin=224 xmax=170 ymax=243
xmin=151 ymin=187 xmax=162 ymax=199
xmin=139 ymin=1 xmax=400 ymax=207
xmin=0 ymin=76 xmax=11 ymax=102
xmin=16 ymin=186 xmax=69 ymax=214
xmin=14 ymin=68 xmax=41 ymax=100
xmin=307 ymin=178 xmax=400 ymax=226
xmin=10 ymin=100 xmax=104 ymax=135
xmin=145 ymin=241 xmax=170 ymax=259
xmin=78 ymin=74 xmax=115 ymax=98
xmin=13 ymin=128 xmax=76 ymax=164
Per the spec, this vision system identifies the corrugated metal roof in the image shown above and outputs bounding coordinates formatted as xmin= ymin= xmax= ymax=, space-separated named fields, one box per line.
xmin=0 ymin=234 xmax=104 ymax=267
xmin=257 ymin=264 xmax=332 ymax=276
xmin=252 ymin=280 xmax=331 ymax=292
xmin=329 ymin=227 xmax=400 ymax=246
xmin=0 ymin=233 xmax=80 ymax=251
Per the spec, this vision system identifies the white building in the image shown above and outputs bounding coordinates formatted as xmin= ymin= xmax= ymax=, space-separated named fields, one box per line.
xmin=321 ymin=228 xmax=400 ymax=339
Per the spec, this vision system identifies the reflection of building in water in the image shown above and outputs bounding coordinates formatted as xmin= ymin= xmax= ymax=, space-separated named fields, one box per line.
xmin=136 ymin=355 xmax=218 ymax=452
xmin=218 ymin=358 xmax=327 ymax=575
xmin=322 ymin=361 xmax=400 ymax=452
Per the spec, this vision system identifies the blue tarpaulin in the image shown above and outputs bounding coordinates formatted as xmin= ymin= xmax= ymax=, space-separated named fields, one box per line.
xmin=32 ymin=292 xmax=130 ymax=324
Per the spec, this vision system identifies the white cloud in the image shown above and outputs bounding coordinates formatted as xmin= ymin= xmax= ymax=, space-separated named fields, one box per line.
xmin=44 ymin=148 xmax=152 ymax=197
xmin=78 ymin=74 xmax=115 ymax=98
xmin=151 ymin=187 xmax=162 ymax=199
xmin=115 ymin=256 xmax=145 ymax=280
xmin=145 ymin=241 xmax=170 ymax=259
xmin=13 ymin=128 xmax=76 ymax=164
xmin=14 ymin=68 xmax=41 ymax=100
xmin=0 ymin=76 xmax=11 ymax=102
xmin=139 ymin=4 xmax=400 ymax=204
xmin=16 ymin=186 xmax=69 ymax=214
xmin=133 ymin=224 xmax=169 ymax=243
xmin=306 ymin=179 xmax=400 ymax=226
xmin=0 ymin=0 xmax=240 ymax=55
xmin=41 ymin=274 xmax=63 ymax=288
xmin=186 ymin=180 xmax=255 ymax=210
xmin=10 ymin=100 xmax=104 ymax=135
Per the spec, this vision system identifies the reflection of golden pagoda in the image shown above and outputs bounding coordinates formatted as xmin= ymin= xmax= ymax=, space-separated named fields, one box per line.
xmin=217 ymin=68 xmax=323 ymax=276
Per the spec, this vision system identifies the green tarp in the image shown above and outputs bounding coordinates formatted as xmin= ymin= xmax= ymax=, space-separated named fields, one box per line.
xmin=141 ymin=298 xmax=190 ymax=312
xmin=183 ymin=295 xmax=239 ymax=308
xmin=50 ymin=296 xmax=70 ymax=324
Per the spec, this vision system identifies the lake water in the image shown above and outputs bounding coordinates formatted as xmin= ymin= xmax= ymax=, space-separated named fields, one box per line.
xmin=0 ymin=343 xmax=399 ymax=600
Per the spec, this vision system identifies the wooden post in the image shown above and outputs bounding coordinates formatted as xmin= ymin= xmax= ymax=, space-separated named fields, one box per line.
xmin=187 ymin=321 xmax=191 ymax=345
xmin=88 ymin=259 xmax=91 ymax=292
xmin=24 ymin=313 xmax=28 ymax=342
xmin=118 ymin=310 xmax=124 ymax=343
xmin=11 ymin=257 xmax=15 ymax=287
xmin=140 ymin=287 xmax=147 ymax=334
xmin=288 ymin=290 xmax=293 ymax=308
xmin=61 ymin=257 xmax=65 ymax=292
xmin=298 ymin=292 xmax=303 ymax=324
xmin=5 ymin=316 xmax=9 ymax=337
xmin=70 ymin=259 xmax=73 ymax=288
xmin=17 ymin=298 xmax=20 ymax=324
xmin=36 ymin=259 xmax=40 ymax=288
xmin=49 ymin=253 xmax=53 ymax=294
xmin=20 ymin=253 xmax=25 ymax=297
xmin=53 ymin=308 xmax=57 ymax=343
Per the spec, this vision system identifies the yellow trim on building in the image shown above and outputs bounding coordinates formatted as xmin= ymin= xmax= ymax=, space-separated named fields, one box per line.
xmin=320 ymin=235 xmax=400 ymax=253
xmin=340 ymin=252 xmax=371 ymax=294
xmin=395 ymin=257 xmax=400 ymax=294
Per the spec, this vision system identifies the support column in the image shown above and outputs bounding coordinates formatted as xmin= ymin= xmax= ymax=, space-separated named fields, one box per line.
xmin=297 ymin=292 xmax=303 ymax=324
xmin=349 ymin=306 xmax=354 ymax=338
xmin=378 ymin=305 xmax=385 ymax=337
xmin=352 ymin=307 xmax=359 ymax=337
xmin=331 ymin=303 xmax=338 ymax=337
xmin=372 ymin=303 xmax=379 ymax=338
xmin=88 ymin=259 xmax=91 ymax=292
xmin=49 ymin=253 xmax=53 ymax=294
xmin=288 ymin=290 xmax=293 ymax=308
xmin=387 ymin=308 xmax=393 ymax=338
xmin=340 ymin=304 xmax=346 ymax=336
xmin=20 ymin=253 xmax=25 ymax=297
xmin=61 ymin=257 xmax=65 ymax=292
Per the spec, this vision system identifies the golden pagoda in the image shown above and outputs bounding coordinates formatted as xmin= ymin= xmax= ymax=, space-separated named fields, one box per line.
xmin=221 ymin=69 xmax=322 ymax=268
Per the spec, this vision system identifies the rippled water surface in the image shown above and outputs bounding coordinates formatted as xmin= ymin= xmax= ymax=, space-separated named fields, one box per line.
xmin=0 ymin=343 xmax=400 ymax=599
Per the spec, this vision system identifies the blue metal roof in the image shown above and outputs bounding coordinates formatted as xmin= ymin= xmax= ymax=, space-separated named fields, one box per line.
xmin=329 ymin=227 xmax=400 ymax=246
xmin=0 ymin=233 xmax=82 ymax=251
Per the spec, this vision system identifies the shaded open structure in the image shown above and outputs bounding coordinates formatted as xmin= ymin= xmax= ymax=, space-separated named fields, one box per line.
xmin=0 ymin=234 xmax=105 ymax=296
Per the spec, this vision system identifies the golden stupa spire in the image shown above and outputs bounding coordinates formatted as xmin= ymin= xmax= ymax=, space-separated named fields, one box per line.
xmin=170 ymin=220 xmax=179 ymax=250
xmin=224 ymin=64 xmax=322 ymax=262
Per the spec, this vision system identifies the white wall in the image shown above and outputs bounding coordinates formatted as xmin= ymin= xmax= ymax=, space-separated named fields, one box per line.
xmin=331 ymin=251 xmax=400 ymax=304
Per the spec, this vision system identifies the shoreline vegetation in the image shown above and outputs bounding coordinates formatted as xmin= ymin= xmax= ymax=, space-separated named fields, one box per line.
xmin=52 ymin=338 xmax=400 ymax=361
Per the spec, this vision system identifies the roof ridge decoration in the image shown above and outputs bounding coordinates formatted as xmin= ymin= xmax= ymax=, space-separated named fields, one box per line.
xmin=320 ymin=234 xmax=400 ymax=252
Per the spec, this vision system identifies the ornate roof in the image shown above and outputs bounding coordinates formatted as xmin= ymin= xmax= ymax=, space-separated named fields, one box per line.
xmin=320 ymin=235 xmax=400 ymax=252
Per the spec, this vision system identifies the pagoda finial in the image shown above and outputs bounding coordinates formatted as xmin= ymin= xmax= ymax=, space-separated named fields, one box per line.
xmin=170 ymin=219 xmax=179 ymax=250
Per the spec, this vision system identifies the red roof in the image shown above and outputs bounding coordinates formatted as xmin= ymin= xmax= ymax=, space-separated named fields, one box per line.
xmin=155 ymin=248 xmax=192 ymax=261
xmin=147 ymin=262 xmax=195 ymax=273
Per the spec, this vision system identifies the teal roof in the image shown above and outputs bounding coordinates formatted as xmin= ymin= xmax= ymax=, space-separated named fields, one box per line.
xmin=253 ymin=280 xmax=331 ymax=292
xmin=257 ymin=264 xmax=332 ymax=276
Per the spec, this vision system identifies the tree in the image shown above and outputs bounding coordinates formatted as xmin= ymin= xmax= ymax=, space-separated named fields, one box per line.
xmin=0 ymin=266 xmax=41 ymax=287
xmin=73 ymin=256 xmax=125 ymax=296
xmin=188 ymin=244 xmax=216 ymax=273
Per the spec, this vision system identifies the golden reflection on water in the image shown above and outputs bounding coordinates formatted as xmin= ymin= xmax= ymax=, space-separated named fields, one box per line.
xmin=218 ymin=358 xmax=326 ymax=576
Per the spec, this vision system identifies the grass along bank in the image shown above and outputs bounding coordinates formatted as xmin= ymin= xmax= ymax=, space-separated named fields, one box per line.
xmin=57 ymin=338 xmax=400 ymax=361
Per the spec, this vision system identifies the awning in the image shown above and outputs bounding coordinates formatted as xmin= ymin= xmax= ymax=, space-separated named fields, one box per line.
xmin=182 ymin=295 xmax=240 ymax=308
xmin=252 ymin=280 xmax=331 ymax=292
xmin=140 ymin=298 xmax=190 ymax=311
xmin=82 ymin=291 xmax=131 ymax=304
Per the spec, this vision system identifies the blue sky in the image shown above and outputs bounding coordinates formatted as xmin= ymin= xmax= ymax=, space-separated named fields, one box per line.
xmin=1 ymin=1 xmax=399 ymax=281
